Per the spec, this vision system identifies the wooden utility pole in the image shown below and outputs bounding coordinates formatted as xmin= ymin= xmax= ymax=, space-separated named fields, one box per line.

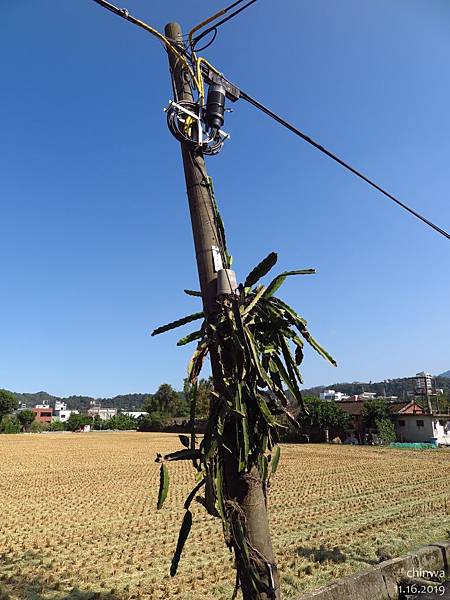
xmin=164 ymin=23 xmax=219 ymax=315
xmin=165 ymin=22 xmax=280 ymax=600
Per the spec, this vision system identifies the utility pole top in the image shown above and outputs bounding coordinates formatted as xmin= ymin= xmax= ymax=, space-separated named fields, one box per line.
xmin=164 ymin=21 xmax=222 ymax=315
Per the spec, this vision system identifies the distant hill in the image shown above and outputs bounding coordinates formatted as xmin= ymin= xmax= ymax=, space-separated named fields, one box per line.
xmin=16 ymin=391 xmax=59 ymax=406
xmin=8 ymin=372 xmax=450 ymax=412
xmin=302 ymin=376 xmax=450 ymax=398
xmin=13 ymin=391 xmax=153 ymax=412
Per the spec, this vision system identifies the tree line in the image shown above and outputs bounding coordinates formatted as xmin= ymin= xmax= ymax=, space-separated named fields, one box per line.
xmin=2 ymin=386 xmax=446 ymax=442
xmin=9 ymin=379 xmax=214 ymax=413
xmin=0 ymin=381 xmax=213 ymax=434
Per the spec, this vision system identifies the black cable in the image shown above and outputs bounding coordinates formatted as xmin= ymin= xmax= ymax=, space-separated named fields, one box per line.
xmin=193 ymin=28 xmax=218 ymax=53
xmin=90 ymin=0 xmax=449 ymax=242
xmin=225 ymin=0 xmax=253 ymax=10
xmin=192 ymin=0 xmax=259 ymax=50
xmin=91 ymin=0 xmax=133 ymax=22
xmin=240 ymin=90 xmax=450 ymax=242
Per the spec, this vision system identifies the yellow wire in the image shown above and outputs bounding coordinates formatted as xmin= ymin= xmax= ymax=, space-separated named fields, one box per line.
xmin=187 ymin=1 xmax=238 ymax=101
xmin=127 ymin=10 xmax=227 ymax=124
xmin=197 ymin=56 xmax=221 ymax=77
xmin=113 ymin=4 xmax=228 ymax=107
xmin=128 ymin=14 xmax=201 ymax=92
xmin=184 ymin=115 xmax=195 ymax=137
xmin=188 ymin=8 xmax=227 ymax=53
xmin=195 ymin=54 xmax=204 ymax=105
xmin=195 ymin=56 xmax=223 ymax=105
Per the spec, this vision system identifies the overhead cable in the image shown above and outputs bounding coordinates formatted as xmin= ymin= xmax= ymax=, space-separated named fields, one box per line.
xmin=189 ymin=0 xmax=259 ymax=51
xmin=90 ymin=0 xmax=450 ymax=242
xmin=240 ymin=90 xmax=450 ymax=241
xmin=91 ymin=0 xmax=199 ymax=89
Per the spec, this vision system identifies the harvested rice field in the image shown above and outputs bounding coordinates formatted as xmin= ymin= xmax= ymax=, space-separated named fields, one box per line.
xmin=0 ymin=432 xmax=449 ymax=600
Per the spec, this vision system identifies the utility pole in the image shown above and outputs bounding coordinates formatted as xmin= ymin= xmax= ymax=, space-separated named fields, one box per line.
xmin=164 ymin=23 xmax=219 ymax=314
xmin=165 ymin=21 xmax=280 ymax=600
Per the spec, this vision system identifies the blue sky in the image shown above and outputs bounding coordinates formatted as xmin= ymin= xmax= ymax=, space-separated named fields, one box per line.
xmin=1 ymin=0 xmax=449 ymax=397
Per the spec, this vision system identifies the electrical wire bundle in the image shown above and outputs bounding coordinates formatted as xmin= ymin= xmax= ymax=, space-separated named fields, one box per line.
xmin=91 ymin=0 xmax=255 ymax=154
xmin=91 ymin=0 xmax=450 ymax=242
xmin=165 ymin=1 xmax=257 ymax=153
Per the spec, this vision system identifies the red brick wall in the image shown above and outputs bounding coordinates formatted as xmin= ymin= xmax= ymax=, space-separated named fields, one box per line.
xmin=32 ymin=408 xmax=53 ymax=424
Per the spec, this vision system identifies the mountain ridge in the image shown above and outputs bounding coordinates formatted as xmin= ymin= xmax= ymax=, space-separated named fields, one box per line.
xmin=301 ymin=374 xmax=450 ymax=398
xmin=13 ymin=391 xmax=152 ymax=412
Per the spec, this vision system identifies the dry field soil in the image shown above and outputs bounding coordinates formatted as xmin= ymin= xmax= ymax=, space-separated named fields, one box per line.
xmin=0 ymin=432 xmax=449 ymax=599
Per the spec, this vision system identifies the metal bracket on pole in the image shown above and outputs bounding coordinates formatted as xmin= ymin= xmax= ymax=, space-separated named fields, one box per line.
xmin=164 ymin=100 xmax=230 ymax=154
xmin=199 ymin=63 xmax=241 ymax=102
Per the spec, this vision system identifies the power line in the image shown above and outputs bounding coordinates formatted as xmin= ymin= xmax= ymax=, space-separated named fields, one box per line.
xmin=89 ymin=0 xmax=450 ymax=242
xmin=90 ymin=0 xmax=199 ymax=87
xmin=193 ymin=28 xmax=218 ymax=53
xmin=190 ymin=0 xmax=259 ymax=51
xmin=240 ymin=90 xmax=450 ymax=242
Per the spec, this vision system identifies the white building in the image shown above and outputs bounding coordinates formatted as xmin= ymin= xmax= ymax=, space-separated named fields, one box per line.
xmin=53 ymin=401 xmax=78 ymax=423
xmin=393 ymin=402 xmax=450 ymax=445
xmin=88 ymin=407 xmax=117 ymax=421
xmin=395 ymin=414 xmax=450 ymax=445
xmin=359 ymin=392 xmax=377 ymax=400
xmin=320 ymin=390 xmax=349 ymax=402
xmin=53 ymin=400 xmax=79 ymax=423
xmin=86 ymin=400 xmax=117 ymax=421
xmin=434 ymin=417 xmax=450 ymax=445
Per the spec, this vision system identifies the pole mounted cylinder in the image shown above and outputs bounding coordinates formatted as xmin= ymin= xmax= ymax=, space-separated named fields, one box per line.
xmin=205 ymin=84 xmax=226 ymax=131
